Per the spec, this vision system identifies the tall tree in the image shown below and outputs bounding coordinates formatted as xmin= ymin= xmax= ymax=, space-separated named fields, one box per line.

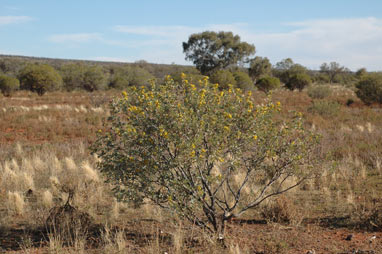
xmin=183 ymin=31 xmax=255 ymax=75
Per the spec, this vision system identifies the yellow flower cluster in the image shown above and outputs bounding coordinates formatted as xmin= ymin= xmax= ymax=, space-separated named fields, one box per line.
xmin=159 ymin=127 xmax=168 ymax=138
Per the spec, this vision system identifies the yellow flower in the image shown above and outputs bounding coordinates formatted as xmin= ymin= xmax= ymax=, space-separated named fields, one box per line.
xmin=122 ymin=91 xmax=128 ymax=97
xmin=181 ymin=72 xmax=186 ymax=79
xmin=253 ymin=135 xmax=258 ymax=140
xmin=224 ymin=126 xmax=230 ymax=131
xmin=225 ymin=112 xmax=232 ymax=119
xmin=201 ymin=148 xmax=206 ymax=153
xmin=276 ymin=101 xmax=281 ymax=106
xmin=190 ymin=150 xmax=196 ymax=157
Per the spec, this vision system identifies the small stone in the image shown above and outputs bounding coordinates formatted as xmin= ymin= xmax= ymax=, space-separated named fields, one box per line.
xmin=345 ymin=234 xmax=353 ymax=241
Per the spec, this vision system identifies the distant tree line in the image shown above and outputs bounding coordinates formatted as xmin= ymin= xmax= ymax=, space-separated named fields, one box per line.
xmin=0 ymin=30 xmax=381 ymax=105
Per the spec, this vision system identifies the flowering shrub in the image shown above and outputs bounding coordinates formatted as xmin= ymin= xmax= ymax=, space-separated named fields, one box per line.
xmin=92 ymin=74 xmax=319 ymax=238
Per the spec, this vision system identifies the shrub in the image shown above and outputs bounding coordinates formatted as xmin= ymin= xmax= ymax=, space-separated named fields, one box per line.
xmin=60 ymin=63 xmax=86 ymax=91
xmin=109 ymin=75 xmax=130 ymax=90
xmin=308 ymin=100 xmax=341 ymax=116
xmin=170 ymin=72 xmax=205 ymax=86
xmin=82 ymin=66 xmax=107 ymax=92
xmin=210 ymin=69 xmax=236 ymax=89
xmin=355 ymin=75 xmax=382 ymax=105
xmin=92 ymin=75 xmax=319 ymax=238
xmin=285 ymin=73 xmax=312 ymax=91
xmin=19 ymin=64 xmax=63 ymax=95
xmin=307 ymin=85 xmax=332 ymax=99
xmin=256 ymin=76 xmax=280 ymax=93
xmin=233 ymin=71 xmax=253 ymax=91
xmin=109 ymin=65 xmax=154 ymax=89
xmin=125 ymin=65 xmax=154 ymax=87
xmin=0 ymin=75 xmax=20 ymax=97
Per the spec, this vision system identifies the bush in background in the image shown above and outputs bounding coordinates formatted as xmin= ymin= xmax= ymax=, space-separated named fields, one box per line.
xmin=82 ymin=66 xmax=108 ymax=92
xmin=0 ymin=75 xmax=20 ymax=97
xmin=233 ymin=71 xmax=253 ymax=91
xmin=19 ymin=64 xmax=63 ymax=96
xmin=210 ymin=69 xmax=237 ymax=89
xmin=307 ymin=85 xmax=332 ymax=99
xmin=256 ymin=76 xmax=280 ymax=93
xmin=355 ymin=74 xmax=382 ymax=105
xmin=285 ymin=73 xmax=312 ymax=91
xmin=308 ymin=100 xmax=341 ymax=116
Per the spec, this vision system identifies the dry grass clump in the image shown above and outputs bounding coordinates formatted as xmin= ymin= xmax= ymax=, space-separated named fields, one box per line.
xmin=0 ymin=143 xmax=116 ymax=229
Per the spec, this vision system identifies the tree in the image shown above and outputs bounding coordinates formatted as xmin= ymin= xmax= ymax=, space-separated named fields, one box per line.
xmin=285 ymin=73 xmax=312 ymax=91
xmin=82 ymin=66 xmax=107 ymax=92
xmin=0 ymin=75 xmax=20 ymax=97
xmin=355 ymin=68 xmax=367 ymax=80
xmin=256 ymin=76 xmax=281 ymax=93
xmin=19 ymin=64 xmax=62 ymax=95
xmin=274 ymin=59 xmax=309 ymax=87
xmin=274 ymin=58 xmax=294 ymax=71
xmin=320 ymin=62 xmax=345 ymax=83
xmin=210 ymin=69 xmax=237 ymax=89
xmin=233 ymin=71 xmax=253 ymax=91
xmin=356 ymin=74 xmax=382 ymax=105
xmin=92 ymin=76 xmax=319 ymax=240
xmin=109 ymin=65 xmax=154 ymax=89
xmin=248 ymin=56 xmax=271 ymax=81
xmin=183 ymin=31 xmax=255 ymax=75
xmin=60 ymin=63 xmax=86 ymax=91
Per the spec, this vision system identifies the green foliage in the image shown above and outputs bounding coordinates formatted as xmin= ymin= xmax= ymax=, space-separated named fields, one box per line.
xmin=355 ymin=74 xmax=382 ymax=105
xmin=320 ymin=62 xmax=345 ymax=84
xmin=210 ymin=70 xmax=236 ymax=89
xmin=308 ymin=100 xmax=341 ymax=116
xmin=170 ymin=72 xmax=205 ymax=86
xmin=0 ymin=58 xmax=25 ymax=76
xmin=274 ymin=58 xmax=309 ymax=88
xmin=307 ymin=85 xmax=332 ymax=99
xmin=355 ymin=68 xmax=367 ymax=80
xmin=248 ymin=56 xmax=271 ymax=81
xmin=285 ymin=73 xmax=312 ymax=91
xmin=183 ymin=31 xmax=255 ymax=75
xmin=83 ymin=66 xmax=107 ymax=92
xmin=233 ymin=71 xmax=253 ymax=91
xmin=109 ymin=65 xmax=154 ymax=89
xmin=19 ymin=64 xmax=62 ymax=95
xmin=256 ymin=76 xmax=281 ymax=93
xmin=60 ymin=63 xmax=86 ymax=91
xmin=92 ymin=76 xmax=319 ymax=236
xmin=313 ymin=73 xmax=330 ymax=84
xmin=0 ymin=75 xmax=20 ymax=97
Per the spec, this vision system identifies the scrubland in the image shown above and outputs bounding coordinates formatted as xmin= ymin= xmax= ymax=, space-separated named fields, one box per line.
xmin=1 ymin=85 xmax=382 ymax=254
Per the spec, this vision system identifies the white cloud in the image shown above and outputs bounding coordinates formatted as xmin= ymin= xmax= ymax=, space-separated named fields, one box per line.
xmin=48 ymin=33 xmax=103 ymax=43
xmin=0 ymin=16 xmax=32 ymax=25
xmin=113 ymin=18 xmax=382 ymax=71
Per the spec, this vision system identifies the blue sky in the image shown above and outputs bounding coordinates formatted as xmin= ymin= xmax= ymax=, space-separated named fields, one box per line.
xmin=1 ymin=0 xmax=382 ymax=71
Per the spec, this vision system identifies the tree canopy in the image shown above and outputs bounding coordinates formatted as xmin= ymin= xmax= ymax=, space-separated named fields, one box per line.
xmin=183 ymin=31 xmax=255 ymax=75
xmin=19 ymin=64 xmax=62 ymax=95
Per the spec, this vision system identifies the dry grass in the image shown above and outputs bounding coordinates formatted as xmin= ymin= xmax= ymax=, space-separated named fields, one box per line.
xmin=1 ymin=87 xmax=382 ymax=253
